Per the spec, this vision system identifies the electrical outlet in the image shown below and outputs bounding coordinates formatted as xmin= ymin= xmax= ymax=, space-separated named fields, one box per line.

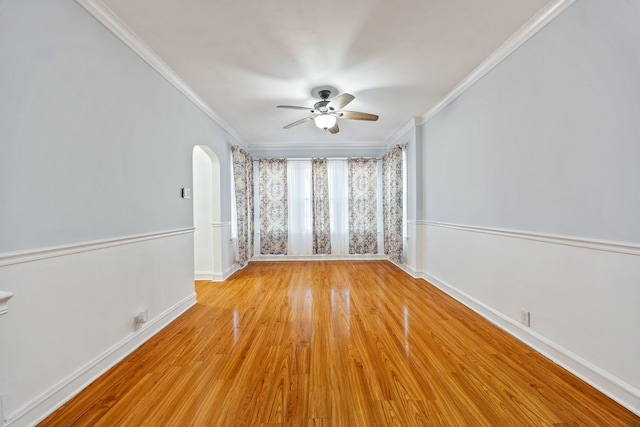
xmin=520 ymin=309 xmax=531 ymax=327
xmin=134 ymin=310 xmax=149 ymax=331
xmin=136 ymin=311 xmax=148 ymax=324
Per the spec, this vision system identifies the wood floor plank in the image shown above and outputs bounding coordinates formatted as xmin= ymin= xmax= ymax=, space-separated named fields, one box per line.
xmin=40 ymin=261 xmax=640 ymax=426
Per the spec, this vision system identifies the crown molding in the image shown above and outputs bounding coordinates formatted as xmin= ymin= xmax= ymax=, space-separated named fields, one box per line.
xmin=386 ymin=117 xmax=419 ymax=149
xmin=418 ymin=0 xmax=576 ymax=125
xmin=75 ymin=0 xmax=246 ymax=145
xmin=76 ymin=0 xmax=575 ymax=148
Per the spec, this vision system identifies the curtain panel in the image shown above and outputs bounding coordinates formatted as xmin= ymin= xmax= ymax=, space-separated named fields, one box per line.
xmin=311 ymin=158 xmax=331 ymax=254
xmin=382 ymin=145 xmax=404 ymax=263
xmin=231 ymin=146 xmax=254 ymax=265
xmin=348 ymin=157 xmax=378 ymax=254
xmin=259 ymin=158 xmax=288 ymax=255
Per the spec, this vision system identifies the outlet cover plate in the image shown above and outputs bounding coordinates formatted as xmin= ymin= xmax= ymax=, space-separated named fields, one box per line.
xmin=520 ymin=309 xmax=531 ymax=327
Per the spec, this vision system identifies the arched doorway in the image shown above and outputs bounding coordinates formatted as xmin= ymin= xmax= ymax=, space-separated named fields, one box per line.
xmin=192 ymin=146 xmax=222 ymax=281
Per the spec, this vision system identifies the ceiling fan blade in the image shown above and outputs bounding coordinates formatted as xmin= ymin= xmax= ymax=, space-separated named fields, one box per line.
xmin=327 ymin=93 xmax=354 ymax=111
xmin=277 ymin=105 xmax=314 ymax=111
xmin=327 ymin=122 xmax=339 ymax=134
xmin=339 ymin=110 xmax=379 ymax=121
xmin=283 ymin=116 xmax=314 ymax=129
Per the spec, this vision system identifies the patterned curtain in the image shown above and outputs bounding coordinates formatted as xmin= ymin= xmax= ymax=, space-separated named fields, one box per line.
xmin=259 ymin=158 xmax=288 ymax=255
xmin=231 ymin=146 xmax=254 ymax=265
xmin=311 ymin=158 xmax=331 ymax=254
xmin=348 ymin=157 xmax=378 ymax=254
xmin=383 ymin=145 xmax=404 ymax=263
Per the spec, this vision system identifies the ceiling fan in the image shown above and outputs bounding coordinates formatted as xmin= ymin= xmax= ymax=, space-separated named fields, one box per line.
xmin=277 ymin=89 xmax=378 ymax=134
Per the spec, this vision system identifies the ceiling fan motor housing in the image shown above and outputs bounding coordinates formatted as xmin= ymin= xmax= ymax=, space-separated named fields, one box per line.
xmin=314 ymin=90 xmax=332 ymax=113
xmin=314 ymin=100 xmax=330 ymax=113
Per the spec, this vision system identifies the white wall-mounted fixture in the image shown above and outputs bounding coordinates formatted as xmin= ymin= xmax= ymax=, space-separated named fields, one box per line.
xmin=135 ymin=310 xmax=148 ymax=328
xmin=0 ymin=291 xmax=13 ymax=316
xmin=181 ymin=187 xmax=191 ymax=199
xmin=520 ymin=308 xmax=531 ymax=327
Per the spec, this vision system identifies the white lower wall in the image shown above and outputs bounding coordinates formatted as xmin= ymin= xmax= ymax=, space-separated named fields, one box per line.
xmin=404 ymin=220 xmax=423 ymax=275
xmin=0 ymin=230 xmax=197 ymax=426
xmin=196 ymin=222 xmax=238 ymax=282
xmin=193 ymin=147 xmax=215 ymax=279
xmin=417 ymin=221 xmax=640 ymax=415
xmin=213 ymin=222 xmax=238 ymax=282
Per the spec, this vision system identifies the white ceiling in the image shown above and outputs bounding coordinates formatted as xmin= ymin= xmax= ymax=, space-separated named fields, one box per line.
xmin=93 ymin=0 xmax=554 ymax=147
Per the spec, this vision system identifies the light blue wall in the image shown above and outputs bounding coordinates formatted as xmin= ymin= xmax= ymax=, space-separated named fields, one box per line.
xmin=423 ymin=0 xmax=640 ymax=244
xmin=0 ymin=0 xmax=237 ymax=254
xmin=0 ymin=2 xmax=240 ymax=423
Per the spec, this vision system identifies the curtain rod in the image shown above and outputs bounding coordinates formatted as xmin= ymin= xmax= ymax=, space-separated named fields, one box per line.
xmin=251 ymin=144 xmax=406 ymax=161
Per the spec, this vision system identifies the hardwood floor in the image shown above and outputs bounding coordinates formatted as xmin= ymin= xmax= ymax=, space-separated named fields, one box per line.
xmin=41 ymin=261 xmax=639 ymax=426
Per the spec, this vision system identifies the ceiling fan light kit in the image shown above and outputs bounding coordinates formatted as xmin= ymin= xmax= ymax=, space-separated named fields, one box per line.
xmin=277 ymin=87 xmax=378 ymax=134
xmin=314 ymin=114 xmax=337 ymax=130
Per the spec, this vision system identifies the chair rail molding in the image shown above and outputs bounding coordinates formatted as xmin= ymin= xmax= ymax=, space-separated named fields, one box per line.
xmin=211 ymin=222 xmax=232 ymax=229
xmin=426 ymin=221 xmax=640 ymax=256
xmin=0 ymin=228 xmax=195 ymax=268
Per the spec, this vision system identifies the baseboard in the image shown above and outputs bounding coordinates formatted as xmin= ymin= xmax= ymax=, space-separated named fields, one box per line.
xmin=6 ymin=293 xmax=197 ymax=427
xmin=213 ymin=264 xmax=241 ymax=282
xmin=196 ymin=264 xmax=241 ymax=282
xmin=389 ymin=260 xmax=420 ymax=278
xmin=194 ymin=271 xmax=213 ymax=281
xmin=422 ymin=272 xmax=640 ymax=417
xmin=250 ymin=254 xmax=388 ymax=262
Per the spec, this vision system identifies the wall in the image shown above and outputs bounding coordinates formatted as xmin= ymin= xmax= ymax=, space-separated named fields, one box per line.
xmin=420 ymin=0 xmax=640 ymax=414
xmin=193 ymin=147 xmax=214 ymax=279
xmin=386 ymin=122 xmax=423 ymax=274
xmin=0 ymin=0 xmax=238 ymax=425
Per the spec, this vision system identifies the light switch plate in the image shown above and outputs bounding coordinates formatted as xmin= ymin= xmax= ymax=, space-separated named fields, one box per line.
xmin=181 ymin=188 xmax=191 ymax=199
